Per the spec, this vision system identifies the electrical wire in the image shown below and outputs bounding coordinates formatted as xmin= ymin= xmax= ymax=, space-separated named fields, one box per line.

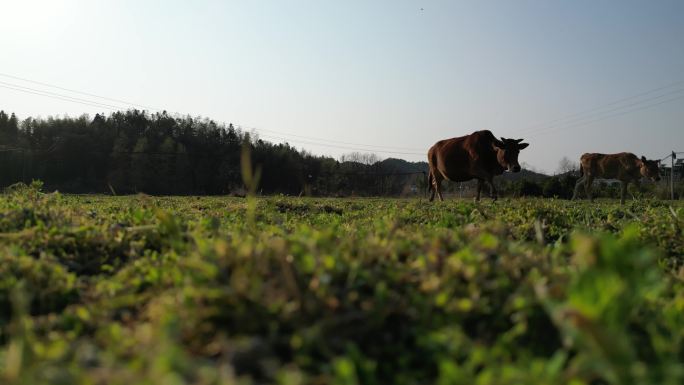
xmin=533 ymin=93 xmax=684 ymax=137
xmin=0 ymin=73 xmax=427 ymax=154
xmin=517 ymin=78 xmax=684 ymax=135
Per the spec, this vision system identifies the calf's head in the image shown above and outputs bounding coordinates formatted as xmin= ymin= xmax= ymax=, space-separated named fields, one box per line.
xmin=639 ymin=156 xmax=661 ymax=181
xmin=493 ymin=137 xmax=529 ymax=172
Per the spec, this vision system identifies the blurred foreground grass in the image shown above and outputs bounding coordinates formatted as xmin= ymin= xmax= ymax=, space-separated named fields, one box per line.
xmin=1 ymin=183 xmax=683 ymax=384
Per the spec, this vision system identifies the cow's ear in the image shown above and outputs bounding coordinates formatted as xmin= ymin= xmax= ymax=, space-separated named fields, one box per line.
xmin=500 ymin=137 xmax=507 ymax=142
xmin=518 ymin=142 xmax=529 ymax=150
xmin=641 ymin=156 xmax=647 ymax=162
xmin=492 ymin=140 xmax=505 ymax=149
xmin=514 ymin=138 xmax=524 ymax=143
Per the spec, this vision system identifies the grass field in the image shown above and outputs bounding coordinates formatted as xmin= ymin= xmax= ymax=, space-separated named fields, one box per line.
xmin=1 ymin=183 xmax=683 ymax=384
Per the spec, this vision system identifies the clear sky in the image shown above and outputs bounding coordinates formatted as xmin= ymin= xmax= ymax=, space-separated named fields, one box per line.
xmin=1 ymin=0 xmax=683 ymax=173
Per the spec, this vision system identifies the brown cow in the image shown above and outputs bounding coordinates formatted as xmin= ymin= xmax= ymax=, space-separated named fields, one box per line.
xmin=571 ymin=152 xmax=661 ymax=204
xmin=427 ymin=130 xmax=529 ymax=201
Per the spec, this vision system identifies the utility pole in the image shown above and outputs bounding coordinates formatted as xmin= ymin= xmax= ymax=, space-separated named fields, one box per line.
xmin=672 ymin=151 xmax=676 ymax=200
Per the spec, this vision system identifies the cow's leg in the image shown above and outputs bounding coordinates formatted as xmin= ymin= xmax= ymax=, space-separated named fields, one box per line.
xmin=433 ymin=173 xmax=445 ymax=202
xmin=619 ymin=181 xmax=628 ymax=205
xmin=475 ymin=179 xmax=483 ymax=201
xmin=428 ymin=171 xmax=436 ymax=202
xmin=572 ymin=176 xmax=586 ymax=200
xmin=486 ymin=177 xmax=498 ymax=201
xmin=584 ymin=175 xmax=594 ymax=202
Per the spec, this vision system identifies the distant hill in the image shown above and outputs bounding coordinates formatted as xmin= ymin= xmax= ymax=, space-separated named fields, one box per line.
xmin=377 ymin=158 xmax=429 ymax=174
xmin=499 ymin=168 xmax=549 ymax=182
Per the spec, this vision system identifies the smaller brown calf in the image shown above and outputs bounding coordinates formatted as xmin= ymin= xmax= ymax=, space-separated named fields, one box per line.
xmin=571 ymin=152 xmax=661 ymax=204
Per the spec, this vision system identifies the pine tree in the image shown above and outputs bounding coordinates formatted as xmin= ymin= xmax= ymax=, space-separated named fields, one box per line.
xmin=108 ymin=133 xmax=131 ymax=193
xmin=158 ymin=136 xmax=177 ymax=192
xmin=130 ymin=137 xmax=150 ymax=193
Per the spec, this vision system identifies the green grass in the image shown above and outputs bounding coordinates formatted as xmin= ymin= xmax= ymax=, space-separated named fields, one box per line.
xmin=1 ymin=183 xmax=683 ymax=384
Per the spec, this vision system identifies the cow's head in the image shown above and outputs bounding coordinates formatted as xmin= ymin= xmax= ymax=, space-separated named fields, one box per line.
xmin=493 ymin=137 xmax=529 ymax=172
xmin=639 ymin=156 xmax=661 ymax=181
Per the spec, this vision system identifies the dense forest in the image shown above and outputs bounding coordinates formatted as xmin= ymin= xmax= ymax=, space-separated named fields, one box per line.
xmin=0 ymin=110 xmax=430 ymax=196
xmin=3 ymin=109 xmax=675 ymax=198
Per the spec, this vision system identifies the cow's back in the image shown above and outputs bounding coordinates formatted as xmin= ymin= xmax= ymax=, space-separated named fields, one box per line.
xmin=429 ymin=135 xmax=471 ymax=181
xmin=429 ymin=130 xmax=499 ymax=181
xmin=580 ymin=152 xmax=640 ymax=180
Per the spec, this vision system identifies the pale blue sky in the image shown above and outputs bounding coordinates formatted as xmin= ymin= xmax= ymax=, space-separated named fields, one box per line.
xmin=1 ymin=0 xmax=683 ymax=173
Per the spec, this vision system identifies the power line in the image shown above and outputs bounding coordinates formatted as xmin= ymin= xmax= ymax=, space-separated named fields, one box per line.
xmin=0 ymin=72 xmax=157 ymax=111
xmin=318 ymin=170 xmax=426 ymax=176
xmin=1 ymin=134 xmax=423 ymax=158
xmin=0 ymin=83 xmax=120 ymax=111
xmin=523 ymin=86 xmax=684 ymax=137
xmin=517 ymin=78 xmax=684 ymax=135
xmin=661 ymin=152 xmax=684 ymax=162
xmin=246 ymin=127 xmax=425 ymax=151
xmin=0 ymin=147 xmax=25 ymax=153
xmin=4 ymin=71 xmax=679 ymax=158
xmin=0 ymin=81 xmax=126 ymax=110
xmin=533 ymin=92 xmax=684 ymax=137
xmin=0 ymin=72 xmax=427 ymax=154
xmin=256 ymin=132 xmax=425 ymax=155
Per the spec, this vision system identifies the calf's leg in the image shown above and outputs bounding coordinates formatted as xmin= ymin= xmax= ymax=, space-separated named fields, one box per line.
xmin=572 ymin=176 xmax=585 ymax=200
xmin=584 ymin=176 xmax=594 ymax=202
xmin=619 ymin=181 xmax=629 ymax=205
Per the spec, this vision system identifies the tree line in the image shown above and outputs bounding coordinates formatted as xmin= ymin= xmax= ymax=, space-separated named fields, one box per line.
xmin=0 ymin=110 xmax=426 ymax=196
xmin=2 ymin=109 xmax=676 ymax=198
